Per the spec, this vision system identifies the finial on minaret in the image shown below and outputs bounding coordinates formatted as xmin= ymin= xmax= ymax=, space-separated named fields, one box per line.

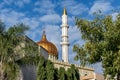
xmin=63 ymin=7 xmax=67 ymax=15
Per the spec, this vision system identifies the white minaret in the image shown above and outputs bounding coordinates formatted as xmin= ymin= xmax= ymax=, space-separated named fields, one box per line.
xmin=60 ymin=8 xmax=69 ymax=62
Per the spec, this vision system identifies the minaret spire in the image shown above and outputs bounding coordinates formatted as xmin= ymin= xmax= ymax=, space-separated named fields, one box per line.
xmin=63 ymin=7 xmax=67 ymax=15
xmin=60 ymin=8 xmax=69 ymax=62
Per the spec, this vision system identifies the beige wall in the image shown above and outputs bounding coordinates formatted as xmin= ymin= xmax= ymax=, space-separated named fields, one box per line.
xmin=51 ymin=60 xmax=94 ymax=78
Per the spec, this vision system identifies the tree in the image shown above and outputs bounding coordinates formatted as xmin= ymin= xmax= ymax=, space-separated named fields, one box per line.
xmin=58 ymin=67 xmax=66 ymax=80
xmin=71 ymin=65 xmax=80 ymax=80
xmin=66 ymin=68 xmax=72 ymax=80
xmin=37 ymin=56 xmax=46 ymax=80
xmin=66 ymin=65 xmax=80 ymax=80
xmin=54 ymin=68 xmax=58 ymax=80
xmin=73 ymin=13 xmax=120 ymax=79
xmin=0 ymin=21 xmax=29 ymax=80
xmin=46 ymin=60 xmax=55 ymax=80
xmin=37 ymin=58 xmax=80 ymax=80
xmin=37 ymin=57 xmax=56 ymax=80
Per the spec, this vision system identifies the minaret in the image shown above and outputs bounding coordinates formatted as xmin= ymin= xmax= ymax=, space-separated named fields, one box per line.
xmin=60 ymin=8 xmax=69 ymax=62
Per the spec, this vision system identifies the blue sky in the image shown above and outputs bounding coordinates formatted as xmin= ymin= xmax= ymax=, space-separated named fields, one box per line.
xmin=0 ymin=0 xmax=120 ymax=74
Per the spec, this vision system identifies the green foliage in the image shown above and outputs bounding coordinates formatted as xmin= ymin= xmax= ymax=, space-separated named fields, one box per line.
xmin=37 ymin=57 xmax=57 ymax=80
xmin=57 ymin=65 xmax=79 ymax=80
xmin=0 ymin=21 xmax=80 ymax=80
xmin=74 ymin=13 xmax=120 ymax=78
xmin=54 ymin=68 xmax=59 ymax=80
xmin=0 ymin=21 xmax=29 ymax=80
xmin=58 ymin=67 xmax=66 ymax=80
xmin=17 ymin=55 xmax=40 ymax=65
xmin=3 ymin=62 xmax=20 ymax=80
xmin=46 ymin=60 xmax=55 ymax=80
xmin=37 ymin=59 xmax=80 ymax=80
xmin=37 ymin=57 xmax=47 ymax=80
xmin=37 ymin=58 xmax=59 ymax=80
xmin=66 ymin=65 xmax=80 ymax=80
xmin=0 ymin=21 xmax=5 ymax=33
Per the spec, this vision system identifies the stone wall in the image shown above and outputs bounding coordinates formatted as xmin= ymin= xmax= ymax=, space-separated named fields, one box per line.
xmin=50 ymin=59 xmax=94 ymax=77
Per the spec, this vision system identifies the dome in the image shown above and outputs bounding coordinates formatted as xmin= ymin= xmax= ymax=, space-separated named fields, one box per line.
xmin=37 ymin=31 xmax=58 ymax=57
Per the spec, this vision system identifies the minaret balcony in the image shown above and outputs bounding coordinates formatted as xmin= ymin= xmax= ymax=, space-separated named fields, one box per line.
xmin=61 ymin=25 xmax=69 ymax=28
xmin=60 ymin=42 xmax=69 ymax=45
xmin=61 ymin=35 xmax=68 ymax=37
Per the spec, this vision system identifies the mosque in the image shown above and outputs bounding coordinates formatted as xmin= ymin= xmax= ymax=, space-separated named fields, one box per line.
xmin=36 ymin=8 xmax=104 ymax=80
xmin=18 ymin=8 xmax=104 ymax=80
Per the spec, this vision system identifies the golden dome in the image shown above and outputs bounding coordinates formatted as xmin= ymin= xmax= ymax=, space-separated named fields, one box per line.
xmin=37 ymin=31 xmax=58 ymax=57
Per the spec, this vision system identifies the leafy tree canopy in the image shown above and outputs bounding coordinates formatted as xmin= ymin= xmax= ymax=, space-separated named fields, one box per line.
xmin=0 ymin=21 xmax=29 ymax=80
xmin=73 ymin=12 xmax=120 ymax=78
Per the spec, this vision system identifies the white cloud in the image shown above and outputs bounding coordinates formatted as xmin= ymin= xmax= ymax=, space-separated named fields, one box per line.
xmin=0 ymin=0 xmax=30 ymax=8
xmin=0 ymin=8 xmax=40 ymax=30
xmin=112 ymin=12 xmax=118 ymax=21
xmin=69 ymin=45 xmax=80 ymax=64
xmin=26 ymin=27 xmax=42 ymax=42
xmin=15 ymin=1 xmax=24 ymax=8
xmin=22 ymin=17 xmax=40 ymax=30
xmin=0 ymin=9 xmax=24 ymax=26
xmin=0 ymin=2 xmax=4 ymax=9
xmin=69 ymin=26 xmax=81 ymax=44
xmin=0 ymin=8 xmax=41 ymax=48
xmin=68 ymin=26 xmax=84 ymax=63
xmin=23 ymin=0 xmax=30 ymax=3
xmin=2 ymin=0 xmax=13 ymax=5
xmin=89 ymin=1 xmax=113 ymax=15
xmin=68 ymin=16 xmax=76 ymax=25
xmin=61 ymin=0 xmax=88 ymax=16
xmin=40 ymin=14 xmax=61 ymax=24
xmin=14 ymin=0 xmax=30 ymax=7
xmin=92 ymin=62 xmax=103 ymax=74
xmin=34 ymin=0 xmax=55 ymax=14
xmin=0 ymin=0 xmax=11 ymax=10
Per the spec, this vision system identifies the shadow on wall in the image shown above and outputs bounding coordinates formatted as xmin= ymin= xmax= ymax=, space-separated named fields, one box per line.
xmin=20 ymin=65 xmax=36 ymax=80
